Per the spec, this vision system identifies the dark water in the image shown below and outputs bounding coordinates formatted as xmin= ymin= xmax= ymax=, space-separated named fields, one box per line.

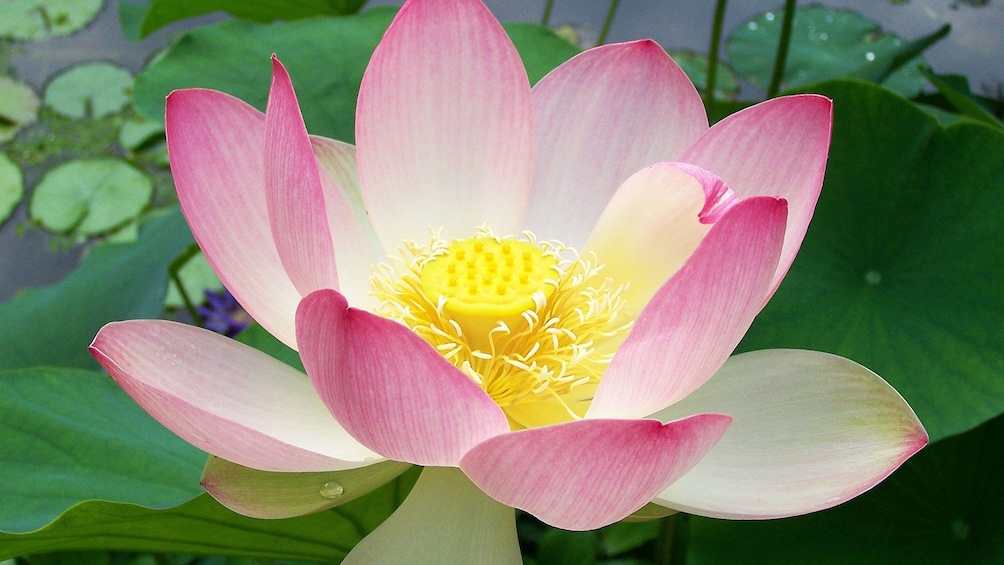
xmin=1 ymin=0 xmax=1001 ymax=301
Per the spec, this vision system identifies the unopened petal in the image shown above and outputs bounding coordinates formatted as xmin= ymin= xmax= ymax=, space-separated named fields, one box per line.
xmin=344 ymin=467 xmax=520 ymax=565
xmin=526 ymin=41 xmax=708 ymax=247
xmin=296 ymin=289 xmax=510 ymax=467
xmin=201 ymin=456 xmax=410 ymax=519
xmin=166 ymin=89 xmax=299 ymax=348
xmin=460 ymin=415 xmax=731 ymax=531
xmin=90 ymin=320 xmax=379 ymax=472
xmin=588 ymin=196 xmax=787 ymax=419
xmin=681 ymin=94 xmax=832 ymax=296
xmin=651 ymin=349 xmax=928 ymax=519
xmin=356 ymin=0 xmax=533 ymax=246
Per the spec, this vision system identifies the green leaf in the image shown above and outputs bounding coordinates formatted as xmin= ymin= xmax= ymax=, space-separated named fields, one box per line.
xmin=667 ymin=50 xmax=740 ymax=101
xmin=0 ymin=153 xmax=24 ymax=227
xmin=0 ymin=76 xmax=40 ymax=143
xmin=598 ymin=520 xmax=661 ymax=556
xmin=138 ymin=0 xmax=368 ymax=39
xmin=133 ymin=9 xmax=579 ymax=142
xmin=740 ymin=79 xmax=1004 ymax=442
xmin=0 ymin=366 xmax=205 ymax=534
xmin=164 ymin=250 xmax=222 ymax=309
xmin=44 ymin=62 xmax=134 ymax=120
xmin=235 ymin=323 xmax=303 ymax=372
xmin=687 ymin=411 xmax=1004 ymax=564
xmin=0 ymin=469 xmax=420 ymax=561
xmin=536 ymin=529 xmax=597 ymax=565
xmin=727 ymin=6 xmax=946 ymax=97
xmin=0 ymin=0 xmax=103 ymax=41
xmin=921 ymin=70 xmax=1004 ymax=130
xmin=0 ymin=207 xmax=193 ymax=370
xmin=29 ymin=158 xmax=153 ymax=235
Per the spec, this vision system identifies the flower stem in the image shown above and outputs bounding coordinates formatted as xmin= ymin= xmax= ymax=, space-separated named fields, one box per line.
xmin=597 ymin=0 xmax=621 ymax=45
xmin=705 ymin=0 xmax=729 ymax=110
xmin=169 ymin=243 xmax=204 ymax=325
xmin=766 ymin=0 xmax=797 ymax=98
xmin=541 ymin=0 xmax=554 ymax=26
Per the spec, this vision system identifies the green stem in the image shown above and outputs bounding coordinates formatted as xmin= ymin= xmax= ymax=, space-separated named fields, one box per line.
xmin=596 ymin=0 xmax=621 ymax=46
xmin=705 ymin=0 xmax=729 ymax=110
xmin=541 ymin=0 xmax=554 ymax=26
xmin=655 ymin=514 xmax=678 ymax=565
xmin=169 ymin=243 xmax=204 ymax=325
xmin=767 ymin=0 xmax=797 ymax=98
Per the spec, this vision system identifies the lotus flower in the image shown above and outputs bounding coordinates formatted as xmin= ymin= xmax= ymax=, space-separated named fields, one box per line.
xmin=90 ymin=0 xmax=927 ymax=562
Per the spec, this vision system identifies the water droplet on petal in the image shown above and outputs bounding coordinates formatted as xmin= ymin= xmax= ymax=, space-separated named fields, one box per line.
xmin=864 ymin=270 xmax=882 ymax=286
xmin=865 ymin=51 xmax=876 ymax=61
xmin=320 ymin=481 xmax=344 ymax=500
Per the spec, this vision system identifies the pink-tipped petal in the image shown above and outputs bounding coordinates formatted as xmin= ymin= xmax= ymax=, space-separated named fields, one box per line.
xmin=264 ymin=56 xmax=338 ymax=296
xmin=296 ymin=289 xmax=510 ymax=466
xmin=344 ymin=467 xmax=521 ymax=565
xmin=525 ymin=40 xmax=708 ymax=247
xmin=311 ymin=136 xmax=385 ymax=308
xmin=90 ymin=320 xmax=379 ymax=472
xmin=460 ymin=415 xmax=731 ymax=531
xmin=583 ymin=162 xmax=736 ymax=319
xmin=587 ymin=197 xmax=787 ymax=420
xmin=201 ymin=456 xmax=410 ymax=519
xmin=356 ymin=0 xmax=533 ymax=246
xmin=680 ymin=94 xmax=832 ymax=295
xmin=651 ymin=350 xmax=928 ymax=519
xmin=167 ymin=89 xmax=299 ymax=348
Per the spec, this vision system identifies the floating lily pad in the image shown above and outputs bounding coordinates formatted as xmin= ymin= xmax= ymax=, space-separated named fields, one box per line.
xmin=0 ymin=154 xmax=23 ymax=227
xmin=30 ymin=158 xmax=152 ymax=235
xmin=44 ymin=62 xmax=133 ymax=119
xmin=667 ymin=50 xmax=740 ymax=101
xmin=727 ymin=6 xmax=943 ymax=97
xmin=0 ymin=0 xmax=103 ymax=40
xmin=739 ymin=80 xmax=1004 ymax=442
xmin=164 ymin=250 xmax=223 ymax=309
xmin=0 ymin=76 xmax=40 ymax=143
xmin=119 ymin=116 xmax=165 ymax=151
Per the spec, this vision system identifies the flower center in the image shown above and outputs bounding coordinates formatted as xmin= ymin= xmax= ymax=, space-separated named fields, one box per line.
xmin=372 ymin=228 xmax=631 ymax=429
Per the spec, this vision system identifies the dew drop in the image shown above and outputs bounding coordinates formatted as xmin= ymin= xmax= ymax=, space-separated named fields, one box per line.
xmin=764 ymin=11 xmax=775 ymax=21
xmin=819 ymin=32 xmax=829 ymax=41
xmin=865 ymin=51 xmax=876 ymax=61
xmin=864 ymin=270 xmax=882 ymax=286
xmin=320 ymin=481 xmax=344 ymax=500
xmin=747 ymin=21 xmax=759 ymax=31
xmin=950 ymin=518 xmax=970 ymax=540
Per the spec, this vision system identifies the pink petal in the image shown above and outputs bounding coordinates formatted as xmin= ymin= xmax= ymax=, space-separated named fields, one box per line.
xmin=201 ymin=456 xmax=410 ymax=519
xmin=344 ymin=467 xmax=521 ymax=565
xmin=264 ymin=56 xmax=338 ymax=296
xmin=166 ymin=89 xmax=299 ymax=349
xmin=355 ymin=0 xmax=533 ymax=247
xmin=296 ymin=289 xmax=510 ymax=466
xmin=651 ymin=350 xmax=928 ymax=519
xmin=583 ymin=162 xmax=736 ymax=320
xmin=90 ymin=320 xmax=379 ymax=472
xmin=310 ymin=135 xmax=385 ymax=308
xmin=680 ymin=94 xmax=832 ymax=296
xmin=460 ymin=415 xmax=731 ymax=531
xmin=524 ymin=40 xmax=708 ymax=247
xmin=587 ymin=196 xmax=788 ymax=420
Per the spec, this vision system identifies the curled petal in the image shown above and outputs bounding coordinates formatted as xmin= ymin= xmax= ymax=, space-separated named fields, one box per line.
xmin=166 ymin=89 xmax=299 ymax=348
xmin=651 ymin=349 xmax=928 ymax=519
xmin=90 ymin=320 xmax=379 ymax=472
xmin=460 ymin=415 xmax=731 ymax=531
xmin=296 ymin=289 xmax=510 ymax=466
xmin=356 ymin=0 xmax=533 ymax=246
xmin=344 ymin=467 xmax=520 ymax=565
xmin=526 ymin=40 xmax=708 ymax=247
xmin=588 ymin=196 xmax=787 ymax=419
xmin=681 ymin=94 xmax=832 ymax=296
xmin=201 ymin=456 xmax=411 ymax=519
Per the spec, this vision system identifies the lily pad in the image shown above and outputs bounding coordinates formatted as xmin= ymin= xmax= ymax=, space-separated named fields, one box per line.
xmin=44 ymin=62 xmax=133 ymax=119
xmin=667 ymin=50 xmax=740 ymax=101
xmin=0 ymin=76 xmax=40 ymax=143
xmin=30 ymin=158 xmax=152 ymax=235
xmin=0 ymin=153 xmax=23 ymax=227
xmin=727 ymin=6 xmax=944 ymax=97
xmin=739 ymin=80 xmax=1004 ymax=442
xmin=0 ymin=0 xmax=103 ymax=41
xmin=118 ymin=116 xmax=165 ymax=151
xmin=164 ymin=249 xmax=223 ymax=309
xmin=133 ymin=8 xmax=581 ymax=142
xmin=687 ymin=411 xmax=1004 ymax=564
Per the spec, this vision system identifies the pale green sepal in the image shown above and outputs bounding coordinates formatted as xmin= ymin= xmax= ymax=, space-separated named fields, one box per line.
xmin=344 ymin=467 xmax=520 ymax=565
xmin=200 ymin=456 xmax=411 ymax=519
